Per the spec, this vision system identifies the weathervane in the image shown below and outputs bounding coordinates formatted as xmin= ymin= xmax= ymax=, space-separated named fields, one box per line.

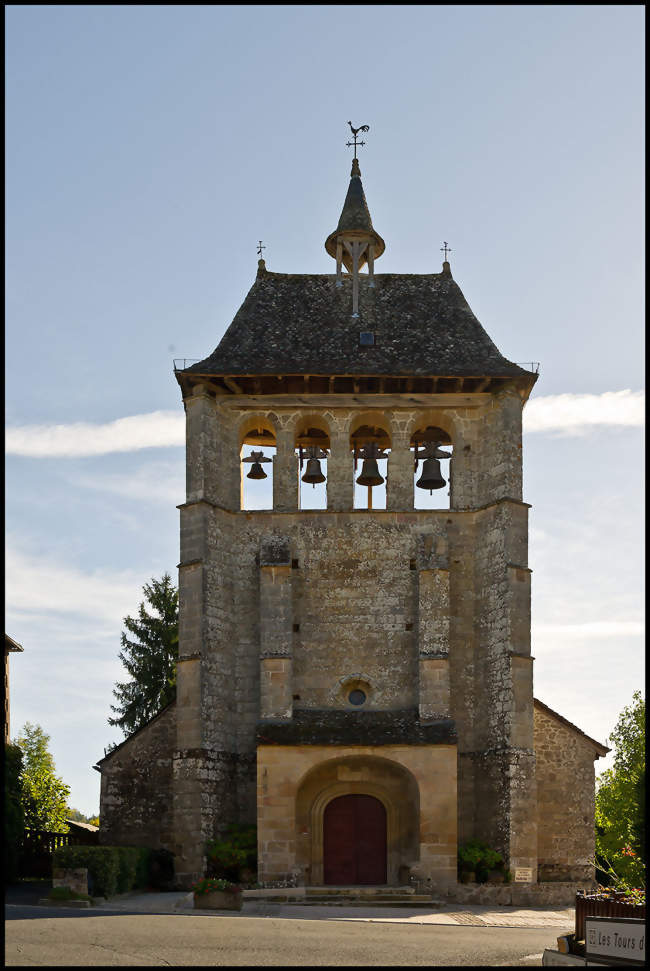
xmin=440 ymin=241 xmax=452 ymax=261
xmin=346 ymin=121 xmax=370 ymax=159
xmin=257 ymin=240 xmax=266 ymax=259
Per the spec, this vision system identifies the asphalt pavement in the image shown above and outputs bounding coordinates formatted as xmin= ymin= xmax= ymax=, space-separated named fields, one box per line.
xmin=5 ymin=886 xmax=575 ymax=966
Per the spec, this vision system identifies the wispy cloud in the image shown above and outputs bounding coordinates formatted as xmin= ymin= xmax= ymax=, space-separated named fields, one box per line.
xmin=533 ymin=620 xmax=644 ymax=641
xmin=5 ymin=390 xmax=644 ymax=457
xmin=523 ymin=389 xmax=644 ymax=435
xmin=5 ymin=546 xmax=145 ymax=624
xmin=5 ymin=410 xmax=184 ymax=457
xmin=75 ymin=459 xmax=185 ymax=505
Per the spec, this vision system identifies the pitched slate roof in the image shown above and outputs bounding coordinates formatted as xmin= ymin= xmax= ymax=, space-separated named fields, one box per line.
xmin=184 ymin=268 xmax=530 ymax=379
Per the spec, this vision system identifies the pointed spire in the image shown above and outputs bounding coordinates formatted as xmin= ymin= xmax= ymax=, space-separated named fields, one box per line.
xmin=325 ymin=157 xmax=385 ymax=272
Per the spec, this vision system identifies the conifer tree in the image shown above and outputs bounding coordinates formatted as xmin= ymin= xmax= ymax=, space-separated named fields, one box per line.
xmin=108 ymin=573 xmax=179 ymax=736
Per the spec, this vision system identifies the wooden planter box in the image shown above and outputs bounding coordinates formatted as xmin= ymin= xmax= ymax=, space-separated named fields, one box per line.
xmin=575 ymin=891 xmax=645 ymax=941
xmin=194 ymin=890 xmax=243 ymax=911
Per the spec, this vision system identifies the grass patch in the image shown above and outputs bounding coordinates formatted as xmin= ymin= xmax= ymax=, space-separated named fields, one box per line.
xmin=48 ymin=886 xmax=92 ymax=902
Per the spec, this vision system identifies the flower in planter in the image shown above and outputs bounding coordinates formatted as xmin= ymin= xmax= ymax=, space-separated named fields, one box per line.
xmin=192 ymin=877 xmax=242 ymax=896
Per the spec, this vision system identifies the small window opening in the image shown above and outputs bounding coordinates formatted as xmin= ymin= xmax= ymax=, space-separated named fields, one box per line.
xmin=405 ymin=622 xmax=413 ymax=631
xmin=293 ymin=623 xmax=300 ymax=632
xmin=409 ymin=558 xmax=417 ymax=570
xmin=359 ymin=331 xmax=375 ymax=346
xmin=348 ymin=689 xmax=367 ymax=706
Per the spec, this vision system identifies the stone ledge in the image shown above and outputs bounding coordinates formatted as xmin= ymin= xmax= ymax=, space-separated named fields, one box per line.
xmin=447 ymin=881 xmax=594 ymax=907
xmin=257 ymin=709 xmax=457 ymax=746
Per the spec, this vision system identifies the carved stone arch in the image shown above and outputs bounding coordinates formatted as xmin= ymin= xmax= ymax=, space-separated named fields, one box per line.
xmin=406 ymin=409 xmax=456 ymax=446
xmin=238 ymin=413 xmax=277 ymax=448
xmin=294 ymin=754 xmax=421 ymax=886
xmin=349 ymin=410 xmax=392 ymax=448
xmin=294 ymin=413 xmax=332 ymax=449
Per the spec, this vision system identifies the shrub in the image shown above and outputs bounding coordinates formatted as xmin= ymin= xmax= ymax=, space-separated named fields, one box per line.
xmin=458 ymin=840 xmax=504 ymax=876
xmin=49 ymin=886 xmax=91 ymax=902
xmin=52 ymin=845 xmax=151 ymax=899
xmin=192 ymin=877 xmax=241 ymax=896
xmin=206 ymin=824 xmax=257 ymax=881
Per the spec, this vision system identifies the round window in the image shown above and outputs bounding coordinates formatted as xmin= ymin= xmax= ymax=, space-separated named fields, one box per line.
xmin=348 ymin=689 xmax=366 ymax=706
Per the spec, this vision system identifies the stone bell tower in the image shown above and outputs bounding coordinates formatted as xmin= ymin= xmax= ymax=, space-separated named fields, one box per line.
xmin=171 ymin=136 xmax=540 ymax=890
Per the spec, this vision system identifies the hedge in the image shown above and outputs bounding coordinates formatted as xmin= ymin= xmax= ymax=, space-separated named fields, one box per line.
xmin=52 ymin=845 xmax=153 ymax=898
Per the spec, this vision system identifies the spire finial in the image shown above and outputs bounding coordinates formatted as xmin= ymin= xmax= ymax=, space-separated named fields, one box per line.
xmin=346 ymin=121 xmax=369 ymax=160
xmin=440 ymin=241 xmax=452 ymax=261
xmin=256 ymin=240 xmax=267 ymax=276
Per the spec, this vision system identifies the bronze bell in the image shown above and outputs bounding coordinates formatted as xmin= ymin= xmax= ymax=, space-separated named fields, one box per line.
xmin=246 ymin=461 xmax=267 ymax=480
xmin=302 ymin=457 xmax=326 ymax=487
xmin=416 ymin=457 xmax=446 ymax=493
xmin=356 ymin=458 xmax=384 ymax=487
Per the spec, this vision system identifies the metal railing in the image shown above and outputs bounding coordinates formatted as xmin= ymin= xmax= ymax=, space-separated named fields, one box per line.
xmin=515 ymin=362 xmax=540 ymax=373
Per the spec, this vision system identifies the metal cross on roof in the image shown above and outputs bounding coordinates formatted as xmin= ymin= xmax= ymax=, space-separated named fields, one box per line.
xmin=440 ymin=241 xmax=452 ymax=261
xmin=257 ymin=241 xmax=266 ymax=259
xmin=346 ymin=121 xmax=370 ymax=159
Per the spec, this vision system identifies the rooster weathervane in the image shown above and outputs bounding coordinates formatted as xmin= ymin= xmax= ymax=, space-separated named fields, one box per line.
xmin=346 ymin=121 xmax=370 ymax=159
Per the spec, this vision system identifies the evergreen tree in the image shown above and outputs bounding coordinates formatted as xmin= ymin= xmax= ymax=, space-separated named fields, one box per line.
xmin=108 ymin=573 xmax=179 ymax=736
xmin=15 ymin=723 xmax=70 ymax=832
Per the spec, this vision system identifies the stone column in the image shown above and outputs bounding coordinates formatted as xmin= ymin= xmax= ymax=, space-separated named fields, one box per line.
xmin=417 ymin=567 xmax=451 ymax=720
xmin=273 ymin=429 xmax=299 ymax=512
xmin=387 ymin=438 xmax=414 ymax=511
xmin=259 ymin=560 xmax=293 ymax=720
xmin=327 ymin=432 xmax=354 ymax=511
xmin=184 ymin=384 xmax=239 ymax=510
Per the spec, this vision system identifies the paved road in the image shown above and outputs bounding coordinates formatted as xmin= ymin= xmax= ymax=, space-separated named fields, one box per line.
xmin=5 ymin=906 xmax=569 ymax=966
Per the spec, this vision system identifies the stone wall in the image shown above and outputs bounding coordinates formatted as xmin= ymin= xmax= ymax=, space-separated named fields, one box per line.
xmin=170 ymin=388 xmax=537 ymax=885
xmin=534 ymin=701 xmax=603 ymax=883
xmin=99 ymin=703 xmax=176 ymax=849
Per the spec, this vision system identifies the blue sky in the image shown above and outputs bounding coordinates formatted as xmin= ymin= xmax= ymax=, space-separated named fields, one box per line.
xmin=5 ymin=5 xmax=644 ymax=815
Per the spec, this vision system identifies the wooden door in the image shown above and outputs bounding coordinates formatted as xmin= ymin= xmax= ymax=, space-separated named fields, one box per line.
xmin=323 ymin=794 xmax=387 ymax=885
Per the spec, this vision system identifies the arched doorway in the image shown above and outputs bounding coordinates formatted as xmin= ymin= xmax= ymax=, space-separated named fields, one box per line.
xmin=323 ymin=794 xmax=387 ymax=885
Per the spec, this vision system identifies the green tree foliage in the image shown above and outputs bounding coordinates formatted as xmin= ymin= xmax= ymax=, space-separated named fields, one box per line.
xmin=4 ymin=743 xmax=25 ymax=881
xmin=595 ymin=690 xmax=645 ymax=887
xmin=15 ymin=723 xmax=70 ymax=832
xmin=108 ymin=573 xmax=179 ymax=736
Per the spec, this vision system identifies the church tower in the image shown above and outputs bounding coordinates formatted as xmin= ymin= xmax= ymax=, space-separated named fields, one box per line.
xmin=171 ymin=136 xmax=541 ymax=890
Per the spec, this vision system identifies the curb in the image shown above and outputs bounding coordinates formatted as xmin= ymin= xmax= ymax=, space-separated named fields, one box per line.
xmin=37 ymin=898 xmax=92 ymax=908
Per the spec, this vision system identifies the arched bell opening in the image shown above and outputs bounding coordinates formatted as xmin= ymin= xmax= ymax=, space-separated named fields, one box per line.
xmin=240 ymin=417 xmax=276 ymax=510
xmin=295 ymin=418 xmax=330 ymax=511
xmin=410 ymin=425 xmax=453 ymax=511
xmin=350 ymin=421 xmax=391 ymax=511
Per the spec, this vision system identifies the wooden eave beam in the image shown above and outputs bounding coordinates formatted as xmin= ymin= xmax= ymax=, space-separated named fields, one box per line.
xmin=223 ymin=376 xmax=243 ymax=394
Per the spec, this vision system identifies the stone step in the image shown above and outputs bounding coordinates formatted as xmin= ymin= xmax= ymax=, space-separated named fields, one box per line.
xmin=298 ymin=896 xmax=436 ymax=906
xmin=305 ymin=885 xmax=416 ymax=896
